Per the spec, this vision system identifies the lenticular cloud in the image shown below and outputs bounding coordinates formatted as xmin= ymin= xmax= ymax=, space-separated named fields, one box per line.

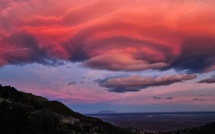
xmin=97 ymin=74 xmax=197 ymax=93
xmin=1 ymin=0 xmax=215 ymax=73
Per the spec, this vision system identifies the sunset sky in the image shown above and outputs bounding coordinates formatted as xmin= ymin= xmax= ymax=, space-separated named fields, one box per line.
xmin=0 ymin=0 xmax=215 ymax=113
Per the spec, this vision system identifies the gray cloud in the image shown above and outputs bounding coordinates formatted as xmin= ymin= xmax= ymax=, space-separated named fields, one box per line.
xmin=198 ymin=76 xmax=215 ymax=84
xmin=68 ymin=81 xmax=76 ymax=85
xmin=94 ymin=79 xmax=101 ymax=83
xmin=193 ymin=98 xmax=204 ymax=101
xmin=152 ymin=96 xmax=174 ymax=100
xmin=165 ymin=97 xmax=174 ymax=100
xmin=107 ymin=86 xmax=141 ymax=93
xmin=97 ymin=74 xmax=197 ymax=93
xmin=152 ymin=96 xmax=162 ymax=100
xmin=199 ymin=95 xmax=205 ymax=96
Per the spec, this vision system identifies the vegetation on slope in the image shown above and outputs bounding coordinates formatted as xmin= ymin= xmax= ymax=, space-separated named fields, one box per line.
xmin=0 ymin=84 xmax=214 ymax=134
xmin=0 ymin=84 xmax=135 ymax=134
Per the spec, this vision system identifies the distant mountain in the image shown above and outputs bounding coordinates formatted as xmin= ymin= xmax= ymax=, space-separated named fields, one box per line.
xmin=0 ymin=84 xmax=136 ymax=134
xmin=98 ymin=110 xmax=117 ymax=114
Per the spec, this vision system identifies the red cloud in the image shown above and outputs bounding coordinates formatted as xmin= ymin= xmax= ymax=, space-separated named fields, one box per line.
xmin=0 ymin=0 xmax=215 ymax=72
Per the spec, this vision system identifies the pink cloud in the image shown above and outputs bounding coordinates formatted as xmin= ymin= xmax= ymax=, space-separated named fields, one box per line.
xmin=82 ymin=54 xmax=169 ymax=71
xmin=0 ymin=0 xmax=215 ymax=73
xmin=96 ymin=74 xmax=197 ymax=93
xmin=198 ymin=75 xmax=215 ymax=84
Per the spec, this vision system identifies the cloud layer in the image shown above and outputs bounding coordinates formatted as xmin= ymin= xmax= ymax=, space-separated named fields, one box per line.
xmin=198 ymin=76 xmax=215 ymax=84
xmin=97 ymin=74 xmax=197 ymax=93
xmin=0 ymin=0 xmax=215 ymax=73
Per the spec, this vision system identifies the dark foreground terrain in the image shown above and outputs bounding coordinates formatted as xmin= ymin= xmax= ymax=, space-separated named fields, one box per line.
xmin=0 ymin=84 xmax=215 ymax=134
xmin=0 ymin=84 xmax=135 ymax=134
xmin=89 ymin=112 xmax=215 ymax=132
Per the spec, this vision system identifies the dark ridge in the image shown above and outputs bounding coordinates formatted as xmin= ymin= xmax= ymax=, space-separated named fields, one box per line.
xmin=0 ymin=84 xmax=136 ymax=134
xmin=0 ymin=84 xmax=214 ymax=134
xmin=44 ymin=101 xmax=83 ymax=117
